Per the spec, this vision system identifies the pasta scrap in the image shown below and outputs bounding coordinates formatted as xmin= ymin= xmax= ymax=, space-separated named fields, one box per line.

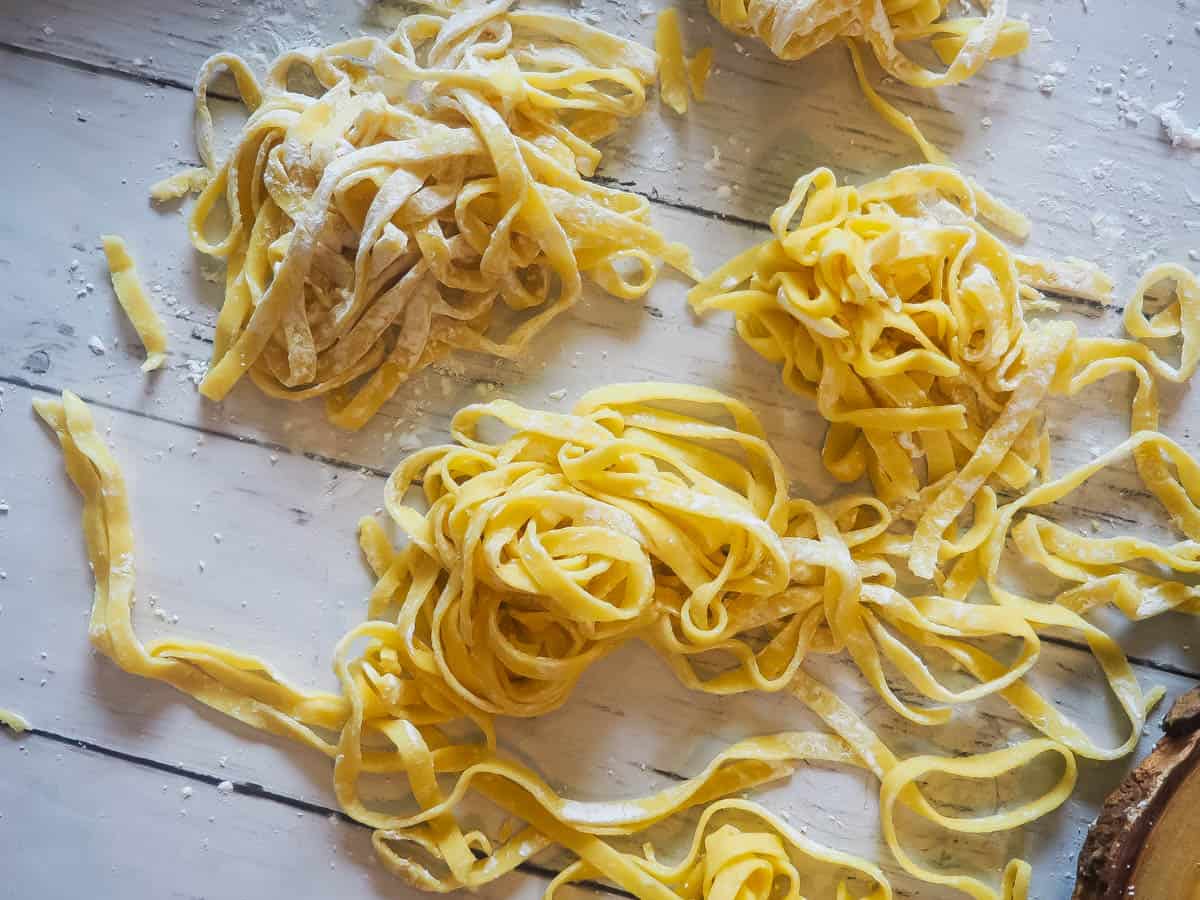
xmin=656 ymin=9 xmax=691 ymax=114
xmin=101 ymin=235 xmax=168 ymax=373
xmin=655 ymin=10 xmax=713 ymax=113
xmin=162 ymin=0 xmax=695 ymax=429
xmin=0 ymin=708 xmax=30 ymax=734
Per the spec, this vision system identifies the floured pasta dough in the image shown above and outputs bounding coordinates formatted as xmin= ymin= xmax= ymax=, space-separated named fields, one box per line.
xmin=154 ymin=0 xmax=695 ymax=429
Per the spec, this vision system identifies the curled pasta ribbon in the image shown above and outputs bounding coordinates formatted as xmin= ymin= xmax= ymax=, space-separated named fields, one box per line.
xmin=791 ymin=670 xmax=1057 ymax=900
xmin=165 ymin=0 xmax=694 ymax=429
xmin=545 ymin=799 xmax=891 ymax=900
xmin=706 ymin=0 xmax=1027 ymax=88
xmin=689 ymin=165 xmax=1087 ymax=519
xmin=879 ymin=742 xmax=1073 ymax=900
xmin=693 ymin=167 xmax=1200 ymax=755
xmin=706 ymin=0 xmax=1028 ymax=159
xmin=44 ymin=385 xmax=1093 ymax=899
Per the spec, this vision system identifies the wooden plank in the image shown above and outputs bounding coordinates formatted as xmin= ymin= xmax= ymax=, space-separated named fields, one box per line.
xmin=0 ymin=706 xmax=1187 ymax=900
xmin=1 ymin=43 xmax=1196 ymax=671
xmin=2 ymin=0 xmax=1198 ymax=271
xmin=2 ymin=376 xmax=1198 ymax=899
xmin=0 ymin=733 xmax=583 ymax=900
xmin=1 ymin=2 xmax=1199 ymax=895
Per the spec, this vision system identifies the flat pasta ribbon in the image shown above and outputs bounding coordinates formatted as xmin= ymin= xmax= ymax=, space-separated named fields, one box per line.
xmin=101 ymin=235 xmax=169 ymax=372
xmin=155 ymin=0 xmax=695 ymax=429
xmin=43 ymin=384 xmax=1114 ymax=900
xmin=691 ymin=164 xmax=1200 ymax=759
xmin=706 ymin=0 xmax=1027 ymax=86
xmin=705 ymin=0 xmax=1029 ymax=159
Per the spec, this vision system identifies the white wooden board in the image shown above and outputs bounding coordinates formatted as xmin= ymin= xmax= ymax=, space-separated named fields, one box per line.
xmin=1 ymin=0 xmax=1200 ymax=897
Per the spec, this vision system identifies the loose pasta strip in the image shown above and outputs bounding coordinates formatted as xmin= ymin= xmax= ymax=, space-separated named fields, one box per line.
xmin=101 ymin=235 xmax=168 ymax=372
xmin=0 ymin=708 xmax=29 ymax=733
xmin=656 ymin=10 xmax=713 ymax=114
xmin=45 ymin=384 xmax=1149 ymax=900
xmin=657 ymin=9 xmax=691 ymax=114
xmin=157 ymin=0 xmax=693 ymax=429
xmin=707 ymin=0 xmax=1027 ymax=85
xmin=149 ymin=167 xmax=210 ymax=202
xmin=706 ymin=0 xmax=1028 ymax=159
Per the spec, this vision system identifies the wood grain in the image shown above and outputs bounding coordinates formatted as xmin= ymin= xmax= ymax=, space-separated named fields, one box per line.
xmin=1 ymin=0 xmax=1199 ymax=896
xmin=0 ymin=733 xmax=600 ymax=900
xmin=3 ymin=0 xmax=1199 ymax=266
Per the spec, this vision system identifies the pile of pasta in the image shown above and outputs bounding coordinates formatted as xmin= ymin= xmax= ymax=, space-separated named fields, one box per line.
xmin=690 ymin=164 xmax=1198 ymax=582
xmin=156 ymin=0 xmax=694 ymax=429
xmin=705 ymin=0 xmax=1028 ymax=87
xmin=703 ymin=0 xmax=1028 ymax=162
xmin=43 ymin=382 xmax=1087 ymax=900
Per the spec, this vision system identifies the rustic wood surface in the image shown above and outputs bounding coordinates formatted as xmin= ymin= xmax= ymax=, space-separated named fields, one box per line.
xmin=1 ymin=0 xmax=1199 ymax=897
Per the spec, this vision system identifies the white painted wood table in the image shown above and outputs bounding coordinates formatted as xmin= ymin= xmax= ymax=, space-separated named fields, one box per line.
xmin=2 ymin=0 xmax=1199 ymax=897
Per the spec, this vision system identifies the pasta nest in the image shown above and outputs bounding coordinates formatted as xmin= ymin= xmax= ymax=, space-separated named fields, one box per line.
xmin=705 ymin=0 xmax=1029 ymax=87
xmin=689 ymin=165 xmax=1117 ymax=514
xmin=165 ymin=0 xmax=695 ymax=429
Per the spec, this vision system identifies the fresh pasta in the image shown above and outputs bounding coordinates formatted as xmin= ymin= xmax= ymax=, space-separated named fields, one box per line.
xmin=154 ymin=0 xmax=695 ymax=429
xmin=688 ymin=161 xmax=1200 ymax=754
xmin=0 ymin=708 xmax=29 ymax=733
xmin=688 ymin=165 xmax=1129 ymax=573
xmin=655 ymin=10 xmax=712 ymax=114
xmin=705 ymin=0 xmax=1028 ymax=87
xmin=36 ymin=388 xmax=892 ymax=898
xmin=56 ymin=377 xmax=1166 ymax=900
xmin=704 ymin=1 xmax=1028 ymax=161
xmin=101 ymin=235 xmax=168 ymax=373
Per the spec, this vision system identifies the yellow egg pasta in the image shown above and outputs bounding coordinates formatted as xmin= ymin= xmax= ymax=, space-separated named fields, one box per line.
xmin=657 ymin=9 xmax=691 ymax=114
xmin=705 ymin=1 xmax=1028 ymax=161
xmin=690 ymin=162 xmax=1200 ymax=744
xmin=62 ymin=376 xmax=1195 ymax=900
xmin=101 ymin=235 xmax=169 ymax=373
xmin=0 ymin=708 xmax=29 ymax=734
xmin=157 ymin=0 xmax=695 ymax=429
xmin=655 ymin=9 xmax=713 ymax=113
xmin=706 ymin=0 xmax=1027 ymax=87
xmin=690 ymin=166 xmax=1057 ymax=516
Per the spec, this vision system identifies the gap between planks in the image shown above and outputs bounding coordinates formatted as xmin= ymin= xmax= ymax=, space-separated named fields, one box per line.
xmin=18 ymin=725 xmax=633 ymax=899
xmin=0 ymin=39 xmax=1133 ymax=323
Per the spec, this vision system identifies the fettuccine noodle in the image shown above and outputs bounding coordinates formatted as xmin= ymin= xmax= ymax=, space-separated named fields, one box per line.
xmin=49 ymin=376 xmax=1131 ymax=900
xmin=101 ymin=235 xmax=168 ymax=373
xmin=655 ymin=10 xmax=712 ymax=114
xmin=704 ymin=0 xmax=1028 ymax=161
xmin=706 ymin=0 xmax=1028 ymax=85
xmin=154 ymin=0 xmax=694 ymax=429
xmin=688 ymin=165 xmax=1121 ymax=565
xmin=689 ymin=160 xmax=1200 ymax=758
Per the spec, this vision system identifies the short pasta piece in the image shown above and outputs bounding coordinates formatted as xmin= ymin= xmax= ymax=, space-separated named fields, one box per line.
xmin=101 ymin=235 xmax=168 ymax=373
